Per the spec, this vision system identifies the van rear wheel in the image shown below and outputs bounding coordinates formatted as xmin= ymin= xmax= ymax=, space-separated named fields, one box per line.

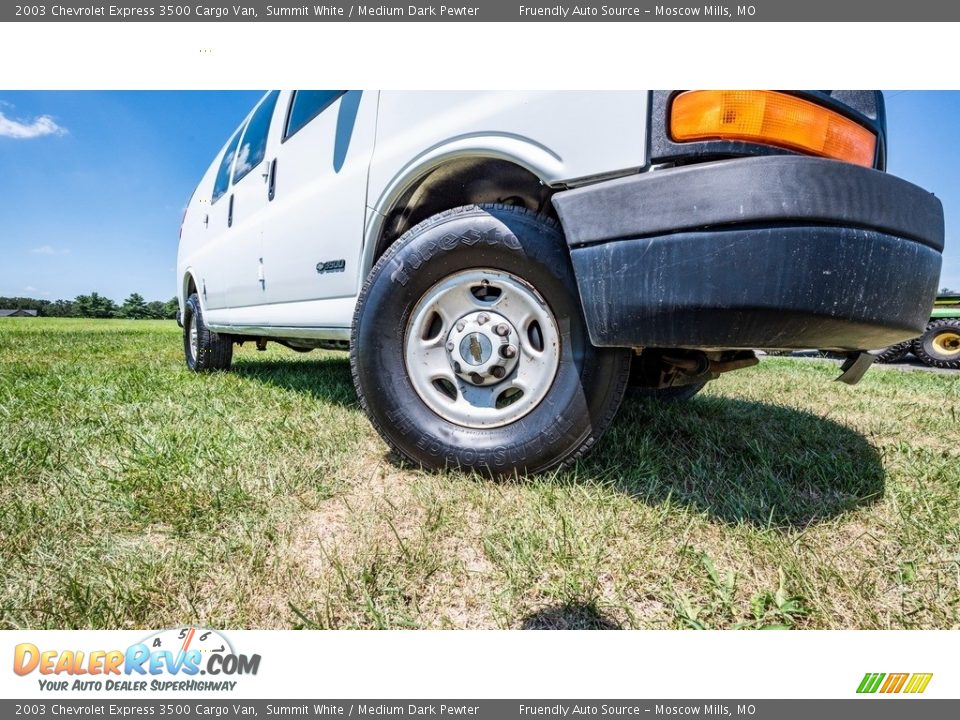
xmin=350 ymin=204 xmax=631 ymax=476
xmin=183 ymin=292 xmax=233 ymax=371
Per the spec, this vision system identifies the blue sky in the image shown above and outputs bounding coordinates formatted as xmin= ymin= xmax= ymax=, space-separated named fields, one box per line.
xmin=0 ymin=91 xmax=262 ymax=302
xmin=884 ymin=90 xmax=960 ymax=291
xmin=0 ymin=90 xmax=958 ymax=303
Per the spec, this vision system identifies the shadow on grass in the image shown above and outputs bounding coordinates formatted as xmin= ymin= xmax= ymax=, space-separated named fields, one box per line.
xmin=235 ymin=355 xmax=884 ymax=528
xmin=520 ymin=602 xmax=622 ymax=630
xmin=233 ymin=356 xmax=357 ymax=408
xmin=580 ymin=394 xmax=885 ymax=529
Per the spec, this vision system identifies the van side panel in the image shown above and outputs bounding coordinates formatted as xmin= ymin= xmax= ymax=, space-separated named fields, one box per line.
xmin=177 ymin=153 xmax=221 ymax=314
xmin=367 ymin=91 xmax=648 ymax=202
xmin=252 ymin=90 xmax=378 ymax=315
xmin=177 ymin=100 xmax=262 ymax=322
xmin=180 ymin=91 xmax=649 ymax=336
xmin=361 ymin=91 xmax=649 ymax=283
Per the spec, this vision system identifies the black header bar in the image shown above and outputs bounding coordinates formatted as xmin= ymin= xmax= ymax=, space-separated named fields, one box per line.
xmin=2 ymin=700 xmax=960 ymax=720
xmin=4 ymin=0 xmax=959 ymax=22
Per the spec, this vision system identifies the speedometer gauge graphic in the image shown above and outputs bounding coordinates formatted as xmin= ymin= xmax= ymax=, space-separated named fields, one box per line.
xmin=140 ymin=627 xmax=234 ymax=659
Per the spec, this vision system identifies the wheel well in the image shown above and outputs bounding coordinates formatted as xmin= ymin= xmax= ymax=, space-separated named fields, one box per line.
xmin=185 ymin=274 xmax=197 ymax=300
xmin=372 ymin=158 xmax=558 ymax=263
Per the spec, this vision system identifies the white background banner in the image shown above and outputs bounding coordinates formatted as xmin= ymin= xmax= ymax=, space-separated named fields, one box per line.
xmin=2 ymin=630 xmax=955 ymax=699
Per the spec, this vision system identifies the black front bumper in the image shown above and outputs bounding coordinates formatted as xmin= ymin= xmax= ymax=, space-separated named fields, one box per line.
xmin=552 ymin=156 xmax=944 ymax=350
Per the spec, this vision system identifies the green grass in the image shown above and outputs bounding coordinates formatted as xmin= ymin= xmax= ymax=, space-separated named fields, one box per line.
xmin=1 ymin=318 xmax=958 ymax=630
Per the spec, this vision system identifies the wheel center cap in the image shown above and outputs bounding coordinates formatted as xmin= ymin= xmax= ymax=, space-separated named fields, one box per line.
xmin=445 ymin=310 xmax=519 ymax=386
xmin=460 ymin=332 xmax=491 ymax=365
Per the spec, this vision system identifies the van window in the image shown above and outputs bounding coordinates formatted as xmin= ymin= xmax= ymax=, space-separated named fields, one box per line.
xmin=233 ymin=91 xmax=280 ymax=183
xmin=212 ymin=130 xmax=241 ymax=203
xmin=284 ymin=91 xmax=344 ymax=140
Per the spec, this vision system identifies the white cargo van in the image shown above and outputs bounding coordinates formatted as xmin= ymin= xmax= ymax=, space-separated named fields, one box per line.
xmin=177 ymin=91 xmax=944 ymax=474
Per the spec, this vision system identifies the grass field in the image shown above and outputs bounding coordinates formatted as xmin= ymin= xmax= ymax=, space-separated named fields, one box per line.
xmin=1 ymin=318 xmax=958 ymax=630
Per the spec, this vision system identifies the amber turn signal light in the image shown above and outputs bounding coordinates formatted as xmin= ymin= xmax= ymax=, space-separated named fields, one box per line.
xmin=670 ymin=90 xmax=877 ymax=168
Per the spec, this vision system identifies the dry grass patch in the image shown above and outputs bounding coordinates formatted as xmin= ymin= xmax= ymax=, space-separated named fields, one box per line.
xmin=1 ymin=320 xmax=957 ymax=629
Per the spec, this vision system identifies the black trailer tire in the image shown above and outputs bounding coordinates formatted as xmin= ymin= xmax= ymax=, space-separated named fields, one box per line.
xmin=183 ymin=292 xmax=233 ymax=371
xmin=350 ymin=204 xmax=631 ymax=476
xmin=911 ymin=319 xmax=960 ymax=369
xmin=873 ymin=341 xmax=912 ymax=364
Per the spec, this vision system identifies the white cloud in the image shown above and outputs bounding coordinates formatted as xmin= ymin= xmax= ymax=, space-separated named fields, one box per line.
xmin=233 ymin=144 xmax=252 ymax=177
xmin=24 ymin=286 xmax=36 ymax=292
xmin=30 ymin=245 xmax=69 ymax=256
xmin=0 ymin=111 xmax=67 ymax=139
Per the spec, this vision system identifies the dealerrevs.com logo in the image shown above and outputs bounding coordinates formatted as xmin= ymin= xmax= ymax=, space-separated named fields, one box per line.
xmin=13 ymin=627 xmax=261 ymax=693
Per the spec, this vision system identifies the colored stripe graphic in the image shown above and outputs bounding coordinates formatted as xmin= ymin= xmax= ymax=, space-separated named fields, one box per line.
xmin=904 ymin=673 xmax=933 ymax=694
xmin=857 ymin=672 xmax=932 ymax=694
xmin=857 ymin=673 xmax=884 ymax=693
xmin=880 ymin=673 xmax=908 ymax=693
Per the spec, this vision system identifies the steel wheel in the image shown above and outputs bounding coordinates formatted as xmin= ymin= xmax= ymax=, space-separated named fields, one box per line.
xmin=351 ymin=203 xmax=631 ymax=475
xmin=932 ymin=330 xmax=960 ymax=357
xmin=403 ymin=268 xmax=560 ymax=428
xmin=189 ymin=312 xmax=200 ymax=363
xmin=912 ymin=318 xmax=960 ymax=369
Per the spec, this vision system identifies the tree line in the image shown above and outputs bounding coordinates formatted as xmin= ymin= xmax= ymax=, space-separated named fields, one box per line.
xmin=4 ymin=286 xmax=958 ymax=320
xmin=0 ymin=293 xmax=179 ymax=319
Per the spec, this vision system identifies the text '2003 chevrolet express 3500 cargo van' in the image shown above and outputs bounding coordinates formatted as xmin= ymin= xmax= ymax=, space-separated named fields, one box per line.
xmin=177 ymin=91 xmax=945 ymax=475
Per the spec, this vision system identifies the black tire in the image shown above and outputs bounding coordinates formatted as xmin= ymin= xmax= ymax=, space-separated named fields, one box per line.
xmin=911 ymin=319 xmax=960 ymax=369
xmin=350 ymin=204 xmax=631 ymax=476
xmin=873 ymin=340 xmax=912 ymax=364
xmin=183 ymin=292 xmax=233 ymax=371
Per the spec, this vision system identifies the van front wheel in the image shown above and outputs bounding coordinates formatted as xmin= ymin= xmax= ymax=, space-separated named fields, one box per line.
xmin=350 ymin=204 xmax=631 ymax=476
xmin=182 ymin=292 xmax=233 ymax=371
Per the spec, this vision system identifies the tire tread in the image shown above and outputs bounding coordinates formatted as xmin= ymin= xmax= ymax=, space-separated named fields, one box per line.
xmin=350 ymin=203 xmax=629 ymax=474
xmin=184 ymin=292 xmax=233 ymax=371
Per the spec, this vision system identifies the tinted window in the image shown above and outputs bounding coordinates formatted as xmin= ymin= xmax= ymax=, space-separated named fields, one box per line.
xmin=285 ymin=91 xmax=344 ymax=139
xmin=212 ymin=130 xmax=241 ymax=203
xmin=233 ymin=91 xmax=280 ymax=183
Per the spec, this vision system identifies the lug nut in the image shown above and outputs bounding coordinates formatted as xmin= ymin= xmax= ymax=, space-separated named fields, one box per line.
xmin=494 ymin=323 xmax=510 ymax=336
xmin=491 ymin=365 xmax=506 ymax=379
xmin=470 ymin=372 xmax=484 ymax=384
xmin=477 ymin=313 xmax=489 ymax=325
xmin=456 ymin=321 xmax=465 ymax=332
xmin=446 ymin=341 xmax=454 ymax=351
xmin=453 ymin=362 xmax=462 ymax=373
xmin=500 ymin=345 xmax=517 ymax=359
